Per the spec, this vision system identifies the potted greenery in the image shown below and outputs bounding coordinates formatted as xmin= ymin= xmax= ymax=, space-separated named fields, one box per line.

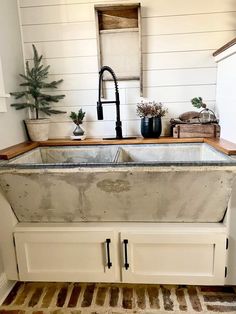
xmin=10 ymin=45 xmax=65 ymax=141
xmin=137 ymin=100 xmax=168 ymax=138
xmin=70 ymin=108 xmax=86 ymax=140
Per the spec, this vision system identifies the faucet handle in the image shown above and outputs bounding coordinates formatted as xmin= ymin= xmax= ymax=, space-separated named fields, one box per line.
xmin=97 ymin=102 xmax=104 ymax=120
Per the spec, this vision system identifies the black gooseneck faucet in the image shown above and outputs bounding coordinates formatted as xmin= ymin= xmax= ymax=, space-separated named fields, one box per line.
xmin=97 ymin=66 xmax=123 ymax=139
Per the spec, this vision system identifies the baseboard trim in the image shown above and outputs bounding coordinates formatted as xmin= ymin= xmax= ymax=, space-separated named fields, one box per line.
xmin=0 ymin=273 xmax=16 ymax=305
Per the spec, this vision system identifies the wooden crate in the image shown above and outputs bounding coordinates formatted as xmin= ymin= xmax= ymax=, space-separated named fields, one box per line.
xmin=173 ymin=123 xmax=220 ymax=138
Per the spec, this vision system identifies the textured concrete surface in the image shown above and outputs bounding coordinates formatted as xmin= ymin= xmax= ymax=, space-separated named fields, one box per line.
xmin=1 ymin=282 xmax=236 ymax=313
xmin=0 ymin=166 xmax=235 ymax=223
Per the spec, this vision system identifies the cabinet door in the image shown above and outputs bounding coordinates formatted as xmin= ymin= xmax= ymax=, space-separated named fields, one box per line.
xmin=14 ymin=231 xmax=116 ymax=282
xmin=121 ymin=232 xmax=226 ymax=285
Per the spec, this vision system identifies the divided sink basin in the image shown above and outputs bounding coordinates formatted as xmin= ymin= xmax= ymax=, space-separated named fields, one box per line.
xmin=4 ymin=143 xmax=235 ymax=166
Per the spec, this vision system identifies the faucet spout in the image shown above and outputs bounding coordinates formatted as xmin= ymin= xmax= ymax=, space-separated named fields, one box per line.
xmin=97 ymin=66 xmax=122 ymax=139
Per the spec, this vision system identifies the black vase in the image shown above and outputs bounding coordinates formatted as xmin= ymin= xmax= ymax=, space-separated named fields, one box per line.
xmin=141 ymin=117 xmax=162 ymax=138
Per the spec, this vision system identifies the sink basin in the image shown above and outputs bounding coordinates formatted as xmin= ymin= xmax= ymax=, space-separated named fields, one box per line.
xmin=115 ymin=143 xmax=232 ymax=163
xmin=8 ymin=146 xmax=118 ymax=165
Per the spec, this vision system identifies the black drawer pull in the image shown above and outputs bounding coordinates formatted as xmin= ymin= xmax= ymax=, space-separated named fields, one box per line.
xmin=106 ymin=238 xmax=112 ymax=269
xmin=123 ymin=239 xmax=129 ymax=270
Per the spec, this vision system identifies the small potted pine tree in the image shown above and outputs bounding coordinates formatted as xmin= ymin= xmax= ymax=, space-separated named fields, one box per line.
xmin=70 ymin=108 xmax=86 ymax=140
xmin=10 ymin=45 xmax=65 ymax=141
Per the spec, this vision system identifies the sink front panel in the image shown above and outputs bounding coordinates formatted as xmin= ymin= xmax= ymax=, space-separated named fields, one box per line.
xmin=0 ymin=166 xmax=234 ymax=223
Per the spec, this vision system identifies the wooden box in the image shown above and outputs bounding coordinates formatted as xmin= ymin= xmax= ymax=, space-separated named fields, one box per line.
xmin=173 ymin=123 xmax=220 ymax=138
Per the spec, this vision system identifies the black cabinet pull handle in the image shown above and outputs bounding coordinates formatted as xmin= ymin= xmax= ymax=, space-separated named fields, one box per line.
xmin=106 ymin=238 xmax=112 ymax=269
xmin=123 ymin=239 xmax=129 ymax=270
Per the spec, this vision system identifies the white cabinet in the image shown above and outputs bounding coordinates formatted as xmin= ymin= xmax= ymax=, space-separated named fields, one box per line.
xmin=14 ymin=224 xmax=227 ymax=284
xmin=120 ymin=232 xmax=227 ymax=285
xmin=14 ymin=231 xmax=116 ymax=282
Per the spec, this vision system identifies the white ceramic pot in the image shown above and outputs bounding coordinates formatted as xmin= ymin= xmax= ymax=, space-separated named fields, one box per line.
xmin=25 ymin=119 xmax=50 ymax=141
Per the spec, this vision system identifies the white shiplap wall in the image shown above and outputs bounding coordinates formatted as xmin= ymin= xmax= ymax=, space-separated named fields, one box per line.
xmin=18 ymin=0 xmax=236 ymax=138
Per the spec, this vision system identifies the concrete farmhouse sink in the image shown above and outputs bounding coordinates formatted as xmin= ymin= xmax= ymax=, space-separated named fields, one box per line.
xmin=0 ymin=143 xmax=235 ymax=223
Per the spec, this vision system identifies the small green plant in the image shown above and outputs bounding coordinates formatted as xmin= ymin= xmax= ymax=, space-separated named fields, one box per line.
xmin=191 ymin=97 xmax=207 ymax=109
xmin=10 ymin=44 xmax=65 ymax=119
xmin=70 ymin=109 xmax=86 ymax=125
xmin=137 ymin=100 xmax=167 ymax=118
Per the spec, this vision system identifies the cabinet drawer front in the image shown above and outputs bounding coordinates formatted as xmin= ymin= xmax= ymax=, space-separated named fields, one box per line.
xmin=15 ymin=231 xmax=116 ymax=282
xmin=121 ymin=232 xmax=226 ymax=285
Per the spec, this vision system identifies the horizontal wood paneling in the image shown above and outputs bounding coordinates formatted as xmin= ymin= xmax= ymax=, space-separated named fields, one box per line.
xmin=47 ymin=73 xmax=98 ymax=90
xmin=21 ymin=3 xmax=94 ymax=25
xmin=19 ymin=0 xmax=126 ymax=8
xmin=23 ymin=22 xmax=96 ymax=42
xmin=49 ymin=90 xmax=98 ymax=105
xmin=143 ymin=68 xmax=217 ymax=87
xmin=18 ymin=0 xmax=235 ymax=138
xmin=48 ymin=87 xmax=127 ymax=105
xmin=143 ymin=50 xmax=216 ymax=70
xmin=143 ymin=85 xmax=216 ymax=103
xmin=19 ymin=0 xmax=236 ymax=17
xmin=27 ymin=56 xmax=98 ymax=74
xmin=125 ymin=85 xmax=216 ymax=104
xmin=141 ymin=0 xmax=236 ymax=18
xmin=24 ymin=40 xmax=97 ymax=59
xmin=42 ymin=69 xmax=217 ymax=92
xmin=143 ymin=31 xmax=236 ymax=53
xmin=48 ymin=84 xmax=216 ymax=109
xmin=46 ymin=68 xmax=217 ymax=91
xmin=142 ymin=12 xmax=236 ymax=36
xmin=21 ymin=5 xmax=236 ymax=33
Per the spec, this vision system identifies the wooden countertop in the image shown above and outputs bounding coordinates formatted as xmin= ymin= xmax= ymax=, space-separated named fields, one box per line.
xmin=0 ymin=137 xmax=236 ymax=160
xmin=0 ymin=141 xmax=39 ymax=160
xmin=204 ymin=138 xmax=236 ymax=155
xmin=39 ymin=137 xmax=204 ymax=146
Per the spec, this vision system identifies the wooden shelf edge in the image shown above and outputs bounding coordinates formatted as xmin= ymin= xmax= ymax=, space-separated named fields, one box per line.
xmin=204 ymin=138 xmax=236 ymax=155
xmin=38 ymin=137 xmax=204 ymax=147
xmin=0 ymin=141 xmax=39 ymax=160
xmin=94 ymin=3 xmax=141 ymax=11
